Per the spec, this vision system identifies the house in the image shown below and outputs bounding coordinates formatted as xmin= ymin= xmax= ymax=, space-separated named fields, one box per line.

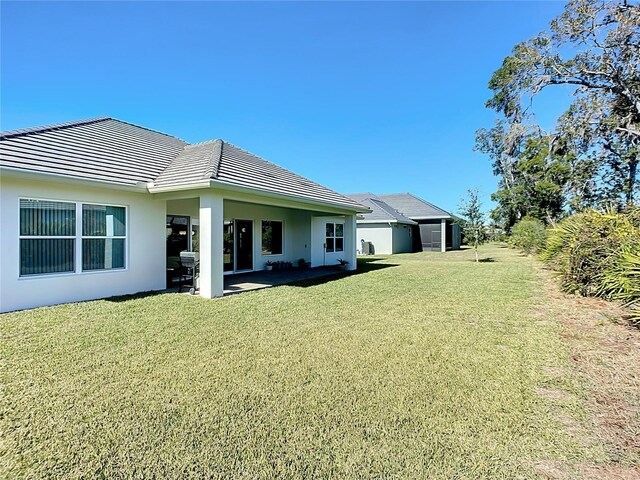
xmin=0 ymin=117 xmax=369 ymax=312
xmin=347 ymin=193 xmax=461 ymax=254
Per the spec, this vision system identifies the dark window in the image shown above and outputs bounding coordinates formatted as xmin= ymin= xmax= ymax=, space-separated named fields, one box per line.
xmin=262 ymin=220 xmax=283 ymax=255
xmin=325 ymin=222 xmax=344 ymax=253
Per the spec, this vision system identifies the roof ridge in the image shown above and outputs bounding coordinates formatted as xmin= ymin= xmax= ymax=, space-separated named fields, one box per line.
xmin=0 ymin=117 xmax=111 ymax=140
xmin=222 ymin=140 xmax=345 ymax=190
xmin=206 ymin=139 xmax=223 ymax=180
xmin=378 ymin=192 xmax=452 ymax=216
xmin=0 ymin=116 xmax=188 ymax=144
xmin=404 ymin=192 xmax=452 ymax=215
xmin=105 ymin=117 xmax=187 ymax=143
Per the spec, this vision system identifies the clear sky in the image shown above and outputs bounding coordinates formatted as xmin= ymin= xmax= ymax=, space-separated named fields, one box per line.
xmin=1 ymin=1 xmax=568 ymax=213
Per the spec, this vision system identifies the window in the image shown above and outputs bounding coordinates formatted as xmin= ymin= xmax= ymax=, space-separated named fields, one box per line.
xmin=262 ymin=220 xmax=283 ymax=255
xmin=20 ymin=199 xmax=76 ymax=275
xmin=82 ymin=204 xmax=126 ymax=271
xmin=19 ymin=199 xmax=127 ymax=276
xmin=325 ymin=222 xmax=344 ymax=253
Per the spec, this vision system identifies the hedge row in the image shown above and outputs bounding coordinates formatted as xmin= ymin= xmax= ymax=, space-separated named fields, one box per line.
xmin=511 ymin=208 xmax=640 ymax=325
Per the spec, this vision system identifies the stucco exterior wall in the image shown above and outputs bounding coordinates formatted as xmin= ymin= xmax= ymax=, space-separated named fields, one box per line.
xmin=391 ymin=224 xmax=413 ymax=254
xmin=311 ymin=215 xmax=356 ymax=268
xmin=224 ymin=200 xmax=313 ymax=270
xmin=356 ymin=224 xmax=393 ymax=255
xmin=0 ymin=176 xmax=166 ymax=312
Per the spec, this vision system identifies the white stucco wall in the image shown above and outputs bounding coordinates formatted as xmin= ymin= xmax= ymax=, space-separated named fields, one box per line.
xmin=391 ymin=224 xmax=413 ymax=254
xmin=311 ymin=215 xmax=356 ymax=268
xmin=0 ymin=176 xmax=166 ymax=313
xmin=356 ymin=224 xmax=393 ymax=255
xmin=224 ymin=200 xmax=312 ymax=271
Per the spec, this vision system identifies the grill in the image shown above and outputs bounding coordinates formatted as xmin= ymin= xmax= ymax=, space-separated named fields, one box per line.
xmin=179 ymin=251 xmax=199 ymax=295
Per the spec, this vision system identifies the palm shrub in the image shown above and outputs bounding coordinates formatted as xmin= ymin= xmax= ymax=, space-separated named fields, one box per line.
xmin=509 ymin=217 xmax=547 ymax=254
xmin=598 ymin=250 xmax=640 ymax=325
xmin=541 ymin=209 xmax=640 ymax=301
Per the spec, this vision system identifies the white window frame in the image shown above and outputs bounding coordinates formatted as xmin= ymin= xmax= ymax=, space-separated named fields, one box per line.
xmin=325 ymin=222 xmax=345 ymax=253
xmin=18 ymin=197 xmax=129 ymax=279
xmin=261 ymin=219 xmax=285 ymax=256
xmin=81 ymin=202 xmax=128 ymax=272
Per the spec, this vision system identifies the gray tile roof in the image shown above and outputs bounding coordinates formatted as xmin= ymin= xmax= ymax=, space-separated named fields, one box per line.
xmin=348 ymin=192 xmax=451 ymax=221
xmin=349 ymin=196 xmax=416 ymax=224
xmin=1 ymin=118 xmax=367 ymax=212
xmin=0 ymin=118 xmax=187 ymax=185
xmin=377 ymin=193 xmax=451 ymax=219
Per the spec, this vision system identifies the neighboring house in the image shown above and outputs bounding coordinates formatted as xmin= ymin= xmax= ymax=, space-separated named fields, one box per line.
xmin=0 ymin=118 xmax=369 ymax=312
xmin=348 ymin=193 xmax=461 ymax=254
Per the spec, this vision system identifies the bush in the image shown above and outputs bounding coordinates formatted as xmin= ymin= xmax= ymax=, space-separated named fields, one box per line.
xmin=509 ymin=217 xmax=547 ymax=254
xmin=541 ymin=209 xmax=640 ymax=305
xmin=598 ymin=250 xmax=640 ymax=325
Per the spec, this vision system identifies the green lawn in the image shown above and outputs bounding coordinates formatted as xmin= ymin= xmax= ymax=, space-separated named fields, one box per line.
xmin=2 ymin=245 xmax=594 ymax=478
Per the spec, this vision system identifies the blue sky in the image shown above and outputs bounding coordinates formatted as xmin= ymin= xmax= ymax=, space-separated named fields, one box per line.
xmin=1 ymin=1 xmax=568 ymax=213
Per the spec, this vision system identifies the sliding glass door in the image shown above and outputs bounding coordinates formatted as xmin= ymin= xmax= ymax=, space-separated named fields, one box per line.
xmin=223 ymin=219 xmax=253 ymax=273
xmin=223 ymin=221 xmax=234 ymax=272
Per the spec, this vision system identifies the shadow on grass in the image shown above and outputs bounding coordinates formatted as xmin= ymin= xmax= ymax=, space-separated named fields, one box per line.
xmin=106 ymin=290 xmax=167 ymax=303
xmin=106 ymin=258 xmax=398 ymax=302
xmin=289 ymin=259 xmax=398 ymax=288
xmin=478 ymin=257 xmax=496 ymax=263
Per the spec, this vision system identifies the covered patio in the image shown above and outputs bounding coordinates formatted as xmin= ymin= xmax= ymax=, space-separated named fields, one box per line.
xmin=223 ymin=266 xmax=344 ymax=294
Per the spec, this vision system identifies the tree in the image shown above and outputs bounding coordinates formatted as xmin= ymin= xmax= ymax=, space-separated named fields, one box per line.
xmin=475 ymin=124 xmax=572 ymax=230
xmin=480 ymin=0 xmax=640 ymax=217
xmin=458 ymin=189 xmax=487 ymax=262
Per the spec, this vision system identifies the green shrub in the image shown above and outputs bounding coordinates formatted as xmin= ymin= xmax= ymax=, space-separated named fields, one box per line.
xmin=508 ymin=217 xmax=547 ymax=254
xmin=541 ymin=209 xmax=640 ymax=303
xmin=598 ymin=250 xmax=640 ymax=325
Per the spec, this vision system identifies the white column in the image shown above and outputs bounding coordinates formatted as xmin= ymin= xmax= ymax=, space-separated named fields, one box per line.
xmin=199 ymin=192 xmax=224 ymax=298
xmin=440 ymin=218 xmax=447 ymax=253
xmin=345 ymin=214 xmax=357 ymax=271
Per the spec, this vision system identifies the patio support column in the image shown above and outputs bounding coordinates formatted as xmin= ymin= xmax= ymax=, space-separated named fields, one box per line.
xmin=199 ymin=192 xmax=224 ymax=298
xmin=345 ymin=214 xmax=357 ymax=271
xmin=440 ymin=218 xmax=447 ymax=253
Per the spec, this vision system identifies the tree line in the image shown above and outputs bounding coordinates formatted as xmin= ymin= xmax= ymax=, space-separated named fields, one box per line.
xmin=476 ymin=0 xmax=639 ymax=231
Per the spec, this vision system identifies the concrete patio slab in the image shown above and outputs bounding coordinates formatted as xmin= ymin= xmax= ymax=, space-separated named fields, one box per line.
xmin=223 ymin=266 xmax=343 ymax=294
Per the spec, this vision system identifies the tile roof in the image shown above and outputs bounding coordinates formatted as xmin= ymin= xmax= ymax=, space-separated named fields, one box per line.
xmin=349 ymin=196 xmax=417 ymax=224
xmin=348 ymin=192 xmax=451 ymax=221
xmin=1 ymin=118 xmax=367 ymax=211
xmin=377 ymin=193 xmax=451 ymax=219
xmin=0 ymin=118 xmax=186 ymax=185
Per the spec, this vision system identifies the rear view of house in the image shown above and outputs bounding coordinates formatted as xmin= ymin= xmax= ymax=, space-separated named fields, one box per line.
xmin=348 ymin=193 xmax=461 ymax=254
xmin=0 ymin=118 xmax=369 ymax=312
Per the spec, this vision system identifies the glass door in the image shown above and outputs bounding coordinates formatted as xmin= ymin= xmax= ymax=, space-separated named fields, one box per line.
xmin=223 ymin=220 xmax=234 ymax=272
xmin=235 ymin=220 xmax=253 ymax=271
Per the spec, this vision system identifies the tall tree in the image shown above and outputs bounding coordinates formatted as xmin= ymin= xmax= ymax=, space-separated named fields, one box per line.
xmin=475 ymin=124 xmax=572 ymax=229
xmin=458 ymin=189 xmax=487 ymax=263
xmin=481 ymin=0 xmax=640 ymax=218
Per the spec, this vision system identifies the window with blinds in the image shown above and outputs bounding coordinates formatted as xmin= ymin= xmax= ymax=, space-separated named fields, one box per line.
xmin=82 ymin=204 xmax=126 ymax=271
xmin=19 ymin=199 xmax=127 ymax=276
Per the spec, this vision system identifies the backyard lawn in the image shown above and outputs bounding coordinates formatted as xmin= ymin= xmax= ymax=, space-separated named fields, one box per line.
xmin=2 ymin=245 xmax=637 ymax=478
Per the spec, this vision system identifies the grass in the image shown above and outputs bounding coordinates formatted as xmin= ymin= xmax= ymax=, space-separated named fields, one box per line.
xmin=1 ymin=245 xmax=598 ymax=478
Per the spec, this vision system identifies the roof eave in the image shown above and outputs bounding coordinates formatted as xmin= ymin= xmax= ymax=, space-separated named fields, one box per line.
xmin=146 ymin=180 xmax=213 ymax=193
xmin=357 ymin=219 xmax=417 ymax=225
xmin=410 ymin=215 xmax=452 ymax=220
xmin=210 ymin=179 xmax=372 ymax=213
xmin=0 ymin=166 xmax=149 ymax=192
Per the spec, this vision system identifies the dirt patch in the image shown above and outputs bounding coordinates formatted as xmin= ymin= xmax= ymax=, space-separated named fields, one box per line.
xmin=534 ymin=264 xmax=640 ymax=475
xmin=536 ymin=387 xmax=574 ymax=402
xmin=533 ymin=460 xmax=640 ymax=480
